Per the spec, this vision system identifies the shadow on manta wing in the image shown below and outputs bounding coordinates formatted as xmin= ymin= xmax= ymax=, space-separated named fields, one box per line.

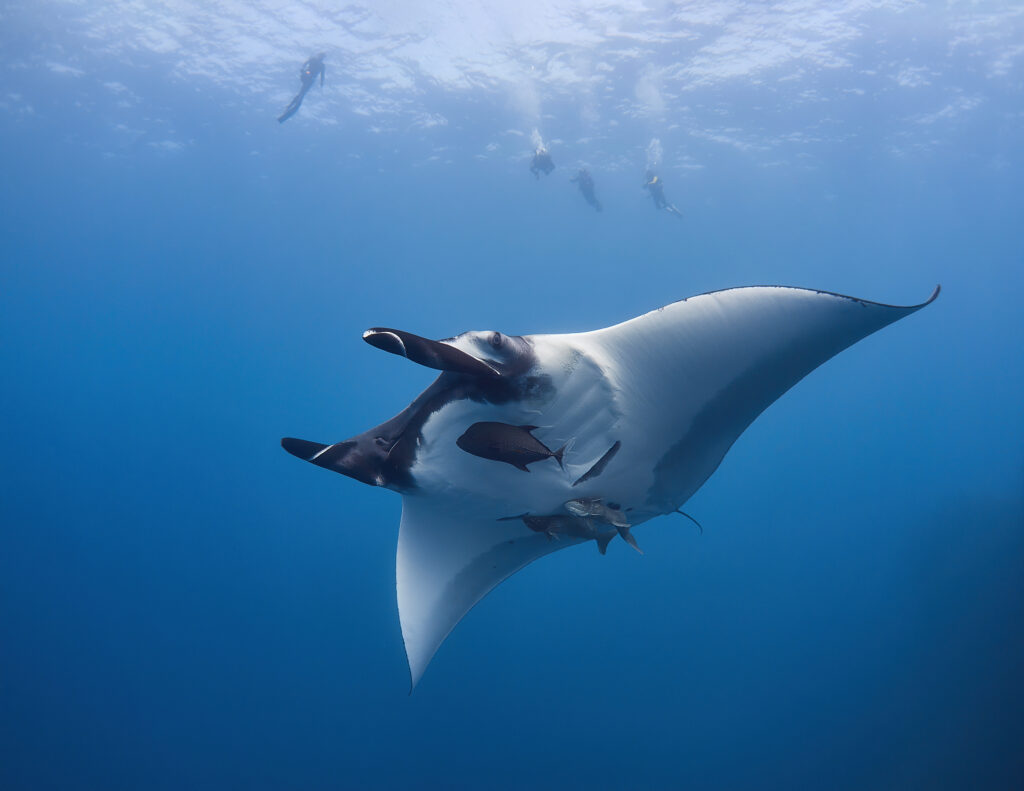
xmin=281 ymin=283 xmax=940 ymax=689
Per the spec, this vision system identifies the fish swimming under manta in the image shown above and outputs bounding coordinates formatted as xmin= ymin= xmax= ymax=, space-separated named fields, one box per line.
xmin=281 ymin=284 xmax=939 ymax=689
xmin=456 ymin=421 xmax=567 ymax=471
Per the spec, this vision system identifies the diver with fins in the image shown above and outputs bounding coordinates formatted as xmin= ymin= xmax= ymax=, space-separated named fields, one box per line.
xmin=643 ymin=170 xmax=683 ymax=219
xmin=530 ymin=146 xmax=555 ymax=179
xmin=571 ymin=168 xmax=602 ymax=212
xmin=278 ymin=52 xmax=325 ymax=123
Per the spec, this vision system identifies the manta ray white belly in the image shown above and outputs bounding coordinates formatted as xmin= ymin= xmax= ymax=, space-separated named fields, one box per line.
xmin=411 ymin=338 xmax=627 ymax=518
xmin=282 ymin=284 xmax=939 ymax=688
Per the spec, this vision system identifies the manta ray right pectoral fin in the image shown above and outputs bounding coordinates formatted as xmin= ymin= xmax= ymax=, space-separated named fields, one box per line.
xmin=396 ymin=496 xmax=586 ymax=690
xmin=579 ymin=285 xmax=940 ymax=511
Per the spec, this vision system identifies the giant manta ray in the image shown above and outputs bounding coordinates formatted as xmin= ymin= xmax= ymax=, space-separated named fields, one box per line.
xmin=283 ymin=285 xmax=939 ymax=688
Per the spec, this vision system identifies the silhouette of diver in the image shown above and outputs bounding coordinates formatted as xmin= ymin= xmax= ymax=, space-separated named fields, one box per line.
xmin=530 ymin=146 xmax=555 ymax=179
xmin=571 ymin=168 xmax=602 ymax=212
xmin=644 ymin=170 xmax=683 ymax=219
xmin=278 ymin=53 xmax=325 ymax=124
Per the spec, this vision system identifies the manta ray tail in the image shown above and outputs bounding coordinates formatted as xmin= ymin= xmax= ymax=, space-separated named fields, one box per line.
xmin=673 ymin=509 xmax=704 ymax=535
xmin=596 ymin=531 xmax=615 ymax=555
xmin=618 ymin=525 xmax=643 ymax=555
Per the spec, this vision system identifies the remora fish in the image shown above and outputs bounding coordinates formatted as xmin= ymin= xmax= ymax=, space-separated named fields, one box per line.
xmin=565 ymin=497 xmax=640 ymax=553
xmin=456 ymin=421 xmax=567 ymax=472
xmin=500 ymin=513 xmax=617 ymax=555
xmin=281 ymin=284 xmax=939 ymax=688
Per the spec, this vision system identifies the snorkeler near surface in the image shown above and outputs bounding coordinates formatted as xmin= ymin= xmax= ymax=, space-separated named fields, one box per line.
xmin=644 ymin=170 xmax=683 ymax=219
xmin=278 ymin=53 xmax=325 ymax=123
xmin=530 ymin=146 xmax=555 ymax=178
xmin=571 ymin=168 xmax=602 ymax=212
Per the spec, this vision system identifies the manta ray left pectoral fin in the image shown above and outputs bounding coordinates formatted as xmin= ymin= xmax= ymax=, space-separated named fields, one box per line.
xmin=397 ymin=496 xmax=586 ymax=690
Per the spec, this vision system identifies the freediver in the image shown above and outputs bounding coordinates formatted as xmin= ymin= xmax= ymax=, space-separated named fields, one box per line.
xmin=643 ymin=170 xmax=683 ymax=219
xmin=530 ymin=146 xmax=555 ymax=179
xmin=571 ymin=168 xmax=602 ymax=212
xmin=277 ymin=53 xmax=326 ymax=124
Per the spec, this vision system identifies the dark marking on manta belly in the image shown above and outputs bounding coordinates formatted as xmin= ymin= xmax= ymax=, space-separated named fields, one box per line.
xmin=572 ymin=440 xmax=621 ymax=487
xmin=374 ymin=370 xmax=553 ymax=490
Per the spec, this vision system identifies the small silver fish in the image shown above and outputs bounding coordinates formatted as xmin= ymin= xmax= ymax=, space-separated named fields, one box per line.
xmin=564 ymin=497 xmax=640 ymax=553
xmin=499 ymin=513 xmax=616 ymax=555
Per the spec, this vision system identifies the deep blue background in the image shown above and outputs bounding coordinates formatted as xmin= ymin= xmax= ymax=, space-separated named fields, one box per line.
xmin=2 ymin=61 xmax=1023 ymax=790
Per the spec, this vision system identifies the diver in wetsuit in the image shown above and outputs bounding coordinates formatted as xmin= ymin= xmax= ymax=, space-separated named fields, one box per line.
xmin=278 ymin=53 xmax=326 ymax=124
xmin=571 ymin=168 xmax=602 ymax=212
xmin=530 ymin=146 xmax=555 ymax=179
xmin=643 ymin=170 xmax=683 ymax=219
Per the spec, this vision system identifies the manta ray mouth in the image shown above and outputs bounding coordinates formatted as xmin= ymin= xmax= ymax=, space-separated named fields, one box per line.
xmin=363 ymin=328 xmax=500 ymax=377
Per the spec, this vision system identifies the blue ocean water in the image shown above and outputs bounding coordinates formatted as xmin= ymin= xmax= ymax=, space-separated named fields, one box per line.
xmin=2 ymin=3 xmax=1022 ymax=789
